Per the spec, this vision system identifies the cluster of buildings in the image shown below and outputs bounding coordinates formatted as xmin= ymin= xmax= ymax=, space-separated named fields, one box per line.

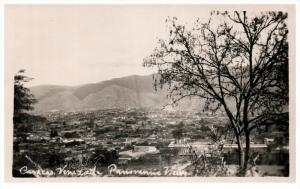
xmin=13 ymin=108 xmax=288 ymax=176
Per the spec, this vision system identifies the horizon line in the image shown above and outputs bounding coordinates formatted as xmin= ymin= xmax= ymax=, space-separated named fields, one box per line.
xmin=28 ymin=73 xmax=155 ymax=88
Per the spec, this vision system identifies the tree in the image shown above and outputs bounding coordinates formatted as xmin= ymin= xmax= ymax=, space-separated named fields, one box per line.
xmin=50 ymin=129 xmax=59 ymax=138
xmin=91 ymin=149 xmax=119 ymax=167
xmin=143 ymin=11 xmax=288 ymax=175
xmin=14 ymin=69 xmax=37 ymax=124
xmin=172 ymin=128 xmax=183 ymax=144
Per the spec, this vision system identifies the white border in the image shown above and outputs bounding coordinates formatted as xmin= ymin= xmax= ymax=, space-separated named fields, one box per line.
xmin=0 ymin=0 xmax=299 ymax=189
xmin=1 ymin=0 xmax=299 ymax=5
xmin=0 ymin=0 xmax=4 ymax=188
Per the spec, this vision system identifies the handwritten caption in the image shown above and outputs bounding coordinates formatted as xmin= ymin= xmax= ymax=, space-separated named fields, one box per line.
xmin=19 ymin=164 xmax=189 ymax=177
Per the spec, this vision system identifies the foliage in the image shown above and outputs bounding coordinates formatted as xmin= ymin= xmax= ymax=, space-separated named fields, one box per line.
xmin=90 ymin=149 xmax=119 ymax=167
xmin=143 ymin=11 xmax=289 ymax=175
xmin=172 ymin=128 xmax=183 ymax=143
xmin=50 ymin=129 xmax=59 ymax=138
xmin=14 ymin=70 xmax=37 ymax=124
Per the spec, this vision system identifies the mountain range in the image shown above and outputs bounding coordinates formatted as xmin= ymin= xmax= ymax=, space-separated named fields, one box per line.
xmin=30 ymin=74 xmax=205 ymax=112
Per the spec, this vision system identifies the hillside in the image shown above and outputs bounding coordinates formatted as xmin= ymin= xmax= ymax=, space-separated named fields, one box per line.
xmin=29 ymin=74 xmax=236 ymax=113
xmin=30 ymin=75 xmax=170 ymax=112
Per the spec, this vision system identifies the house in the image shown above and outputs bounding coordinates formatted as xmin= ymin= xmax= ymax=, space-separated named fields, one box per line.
xmin=118 ymin=157 xmax=132 ymax=165
xmin=119 ymin=146 xmax=159 ymax=159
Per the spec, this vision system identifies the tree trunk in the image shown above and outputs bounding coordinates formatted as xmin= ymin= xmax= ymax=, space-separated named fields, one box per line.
xmin=236 ymin=135 xmax=246 ymax=176
xmin=241 ymin=96 xmax=250 ymax=176
xmin=244 ymin=131 xmax=251 ymax=172
xmin=236 ymin=131 xmax=251 ymax=176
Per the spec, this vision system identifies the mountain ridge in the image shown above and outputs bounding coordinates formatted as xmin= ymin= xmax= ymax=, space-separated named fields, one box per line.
xmin=30 ymin=74 xmax=228 ymax=113
xmin=30 ymin=74 xmax=171 ymax=112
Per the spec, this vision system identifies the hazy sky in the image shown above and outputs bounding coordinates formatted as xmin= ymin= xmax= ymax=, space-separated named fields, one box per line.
xmin=6 ymin=5 xmax=214 ymax=86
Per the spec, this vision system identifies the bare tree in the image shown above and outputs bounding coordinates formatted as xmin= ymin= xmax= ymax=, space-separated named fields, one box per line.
xmin=143 ymin=11 xmax=288 ymax=175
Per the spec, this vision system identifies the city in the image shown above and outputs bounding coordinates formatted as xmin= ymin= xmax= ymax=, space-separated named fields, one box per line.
xmin=13 ymin=108 xmax=289 ymax=177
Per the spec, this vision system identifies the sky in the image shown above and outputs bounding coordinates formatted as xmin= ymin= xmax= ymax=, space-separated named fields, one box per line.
xmin=6 ymin=5 xmax=289 ymax=87
xmin=5 ymin=5 xmax=213 ymax=86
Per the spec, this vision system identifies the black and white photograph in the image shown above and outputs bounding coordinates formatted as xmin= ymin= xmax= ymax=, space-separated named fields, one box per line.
xmin=3 ymin=4 xmax=296 ymax=181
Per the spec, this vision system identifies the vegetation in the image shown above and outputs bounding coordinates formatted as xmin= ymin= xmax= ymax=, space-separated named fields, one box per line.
xmin=144 ymin=11 xmax=289 ymax=175
xmin=172 ymin=128 xmax=183 ymax=144
xmin=13 ymin=69 xmax=37 ymax=124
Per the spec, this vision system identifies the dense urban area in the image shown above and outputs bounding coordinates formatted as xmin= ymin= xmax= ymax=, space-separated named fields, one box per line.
xmin=13 ymin=108 xmax=289 ymax=177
